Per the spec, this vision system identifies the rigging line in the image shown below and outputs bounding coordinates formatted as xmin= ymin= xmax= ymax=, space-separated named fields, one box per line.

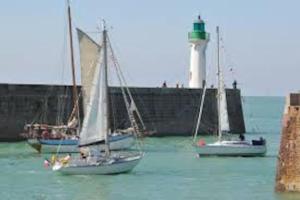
xmin=60 ymin=4 xmax=68 ymax=100
xmin=220 ymin=36 xmax=237 ymax=78
xmin=122 ymin=85 xmax=155 ymax=132
xmin=217 ymin=26 xmax=222 ymax=142
xmin=30 ymin=103 xmax=43 ymax=125
xmin=29 ymin=87 xmax=52 ymax=125
xmin=56 ymin=93 xmax=60 ymax=125
xmin=108 ymin=43 xmax=132 ymax=127
xmin=59 ymin=0 xmax=68 ymax=85
xmin=193 ymin=83 xmax=207 ymax=142
xmin=107 ymin=36 xmax=143 ymax=151
xmin=66 ymin=0 xmax=80 ymax=128
xmin=108 ymin=72 xmax=118 ymax=131
xmin=105 ymin=29 xmax=136 ymax=85
xmin=108 ymin=61 xmax=119 ymax=131
xmin=108 ymin=38 xmax=155 ymax=130
xmin=61 ymin=88 xmax=68 ymax=124
xmin=117 ymin=57 xmax=145 ymax=139
xmin=191 ymin=62 xmax=214 ymax=140
xmin=53 ymin=1 xmax=69 ymax=126
xmin=219 ymin=34 xmax=238 ymax=88
xmin=107 ymin=35 xmax=146 ymax=131
xmin=56 ymin=87 xmax=67 ymax=125
xmin=220 ymin=36 xmax=228 ymax=87
xmin=40 ymin=86 xmax=55 ymax=124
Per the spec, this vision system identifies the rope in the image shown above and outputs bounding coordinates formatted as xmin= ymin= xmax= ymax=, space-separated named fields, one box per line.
xmin=106 ymin=34 xmax=144 ymax=151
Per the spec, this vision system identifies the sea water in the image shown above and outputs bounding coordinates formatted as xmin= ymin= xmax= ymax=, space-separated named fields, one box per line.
xmin=0 ymin=96 xmax=299 ymax=200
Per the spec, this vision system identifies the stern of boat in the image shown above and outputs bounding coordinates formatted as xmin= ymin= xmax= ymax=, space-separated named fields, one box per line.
xmin=27 ymin=139 xmax=42 ymax=153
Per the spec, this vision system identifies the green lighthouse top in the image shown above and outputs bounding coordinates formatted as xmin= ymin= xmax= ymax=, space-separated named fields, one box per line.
xmin=188 ymin=15 xmax=209 ymax=42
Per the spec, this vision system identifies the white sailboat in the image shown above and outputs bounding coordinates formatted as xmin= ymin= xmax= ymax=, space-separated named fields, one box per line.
xmin=193 ymin=26 xmax=266 ymax=157
xmin=52 ymin=22 xmax=143 ymax=174
xmin=24 ymin=2 xmax=135 ymax=153
xmin=76 ymin=28 xmax=135 ymax=151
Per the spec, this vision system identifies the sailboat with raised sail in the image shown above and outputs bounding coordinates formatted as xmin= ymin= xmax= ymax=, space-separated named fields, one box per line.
xmin=22 ymin=1 xmax=136 ymax=153
xmin=193 ymin=26 xmax=267 ymax=157
xmin=23 ymin=1 xmax=81 ymax=153
xmin=52 ymin=21 xmax=143 ymax=174
xmin=77 ymin=28 xmax=136 ymax=151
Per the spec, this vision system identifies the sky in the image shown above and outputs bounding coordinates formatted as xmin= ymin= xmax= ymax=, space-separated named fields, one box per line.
xmin=0 ymin=0 xmax=299 ymax=96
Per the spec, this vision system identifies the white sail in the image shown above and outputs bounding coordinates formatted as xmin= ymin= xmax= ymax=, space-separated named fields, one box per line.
xmin=79 ymin=49 xmax=108 ymax=146
xmin=219 ymin=70 xmax=230 ymax=132
xmin=77 ymin=28 xmax=101 ymax=115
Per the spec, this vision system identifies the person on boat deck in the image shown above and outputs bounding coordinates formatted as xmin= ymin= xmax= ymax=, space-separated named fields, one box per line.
xmin=70 ymin=128 xmax=76 ymax=136
xmin=32 ymin=129 xmax=39 ymax=138
xmin=51 ymin=129 xmax=57 ymax=137
xmin=80 ymin=149 xmax=88 ymax=159
xmin=61 ymin=153 xmax=71 ymax=163
xmin=50 ymin=155 xmax=57 ymax=165
xmin=41 ymin=129 xmax=50 ymax=139
xmin=259 ymin=137 xmax=265 ymax=142
xmin=54 ymin=132 xmax=62 ymax=139
xmin=239 ymin=134 xmax=245 ymax=141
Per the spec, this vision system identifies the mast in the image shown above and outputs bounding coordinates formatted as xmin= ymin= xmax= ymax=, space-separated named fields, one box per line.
xmin=67 ymin=0 xmax=80 ymax=123
xmin=216 ymin=26 xmax=222 ymax=141
xmin=102 ymin=21 xmax=110 ymax=155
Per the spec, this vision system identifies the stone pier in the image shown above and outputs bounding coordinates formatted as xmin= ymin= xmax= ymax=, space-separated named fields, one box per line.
xmin=275 ymin=93 xmax=300 ymax=192
xmin=0 ymin=83 xmax=245 ymax=141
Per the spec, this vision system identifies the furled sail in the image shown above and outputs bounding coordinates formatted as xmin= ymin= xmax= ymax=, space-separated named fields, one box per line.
xmin=77 ymin=28 xmax=101 ymax=115
xmin=219 ymin=71 xmax=230 ymax=132
xmin=79 ymin=48 xmax=108 ymax=146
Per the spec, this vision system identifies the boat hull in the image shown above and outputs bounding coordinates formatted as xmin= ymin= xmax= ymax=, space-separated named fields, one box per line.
xmin=195 ymin=141 xmax=267 ymax=157
xmin=27 ymin=134 xmax=135 ymax=153
xmin=28 ymin=139 xmax=79 ymax=153
xmin=55 ymin=153 xmax=143 ymax=175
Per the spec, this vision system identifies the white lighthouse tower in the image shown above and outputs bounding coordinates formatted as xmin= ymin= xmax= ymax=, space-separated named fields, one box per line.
xmin=188 ymin=16 xmax=209 ymax=88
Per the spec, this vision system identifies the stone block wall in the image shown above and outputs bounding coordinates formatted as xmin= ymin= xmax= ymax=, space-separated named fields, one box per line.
xmin=0 ymin=83 xmax=245 ymax=141
xmin=276 ymin=94 xmax=300 ymax=192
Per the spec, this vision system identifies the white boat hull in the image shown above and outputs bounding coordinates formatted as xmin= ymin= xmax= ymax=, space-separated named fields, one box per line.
xmin=54 ymin=153 xmax=143 ymax=175
xmin=195 ymin=140 xmax=267 ymax=157
xmin=27 ymin=134 xmax=135 ymax=153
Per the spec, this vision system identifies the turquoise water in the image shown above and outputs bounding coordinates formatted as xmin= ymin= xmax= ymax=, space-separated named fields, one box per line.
xmin=0 ymin=96 xmax=299 ymax=200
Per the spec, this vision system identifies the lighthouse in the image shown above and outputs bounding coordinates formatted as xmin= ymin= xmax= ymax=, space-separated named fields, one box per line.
xmin=188 ymin=16 xmax=209 ymax=88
